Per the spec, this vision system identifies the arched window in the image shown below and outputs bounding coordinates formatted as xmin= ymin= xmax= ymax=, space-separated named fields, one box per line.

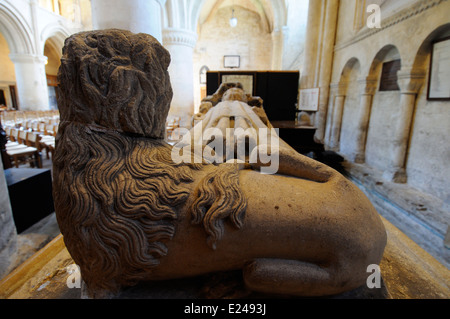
xmin=199 ymin=65 xmax=209 ymax=84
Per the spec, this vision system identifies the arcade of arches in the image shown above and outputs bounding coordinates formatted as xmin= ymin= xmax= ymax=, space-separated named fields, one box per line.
xmin=0 ymin=0 xmax=449 ymax=279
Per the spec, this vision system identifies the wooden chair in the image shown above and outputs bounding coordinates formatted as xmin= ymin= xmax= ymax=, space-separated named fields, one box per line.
xmin=31 ymin=121 xmax=39 ymax=132
xmin=17 ymin=129 xmax=29 ymax=144
xmin=9 ymin=128 xmax=19 ymax=142
xmin=5 ymin=129 xmax=21 ymax=149
xmin=7 ymin=144 xmax=41 ymax=168
xmin=45 ymin=124 xmax=56 ymax=137
xmin=3 ymin=127 xmax=20 ymax=148
xmin=166 ymin=117 xmax=181 ymax=141
xmin=4 ymin=126 xmax=12 ymax=137
xmin=26 ymin=131 xmax=42 ymax=148
xmin=39 ymin=134 xmax=55 ymax=160
xmin=37 ymin=122 xmax=46 ymax=135
xmin=5 ymin=129 xmax=42 ymax=168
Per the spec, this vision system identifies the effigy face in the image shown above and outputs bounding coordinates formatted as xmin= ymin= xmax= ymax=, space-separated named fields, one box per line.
xmin=53 ymin=29 xmax=387 ymax=298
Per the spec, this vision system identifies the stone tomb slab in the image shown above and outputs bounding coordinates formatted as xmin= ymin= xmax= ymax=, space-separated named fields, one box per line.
xmin=1 ymin=217 xmax=448 ymax=299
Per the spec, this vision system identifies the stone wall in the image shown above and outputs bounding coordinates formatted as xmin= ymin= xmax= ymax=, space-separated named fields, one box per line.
xmin=326 ymin=0 xmax=450 ymax=204
xmin=193 ymin=5 xmax=273 ymax=110
xmin=324 ymin=0 xmax=450 ymax=254
xmin=282 ymin=0 xmax=309 ymax=71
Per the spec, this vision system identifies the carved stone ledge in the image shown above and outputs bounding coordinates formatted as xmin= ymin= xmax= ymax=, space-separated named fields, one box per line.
xmin=334 ymin=0 xmax=445 ymax=52
xmin=329 ymin=82 xmax=348 ymax=96
xmin=8 ymin=53 xmax=48 ymax=65
xmin=358 ymin=77 xmax=378 ymax=95
xmin=397 ymin=68 xmax=426 ymax=94
xmin=162 ymin=28 xmax=198 ymax=48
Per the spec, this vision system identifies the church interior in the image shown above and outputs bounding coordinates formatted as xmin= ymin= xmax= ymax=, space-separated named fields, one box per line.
xmin=0 ymin=0 xmax=449 ymax=299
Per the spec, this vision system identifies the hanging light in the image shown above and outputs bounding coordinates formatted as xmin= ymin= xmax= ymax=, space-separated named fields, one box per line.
xmin=229 ymin=9 xmax=237 ymax=28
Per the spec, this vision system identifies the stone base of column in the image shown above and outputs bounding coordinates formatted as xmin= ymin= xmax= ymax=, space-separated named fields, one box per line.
xmin=383 ymin=167 xmax=407 ymax=184
xmin=353 ymin=152 xmax=366 ymax=164
xmin=326 ymin=145 xmax=340 ymax=153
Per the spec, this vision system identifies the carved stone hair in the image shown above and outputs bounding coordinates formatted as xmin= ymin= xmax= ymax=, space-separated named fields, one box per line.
xmin=57 ymin=29 xmax=172 ymax=139
xmin=53 ymin=29 xmax=247 ymax=293
xmin=202 ymin=82 xmax=263 ymax=108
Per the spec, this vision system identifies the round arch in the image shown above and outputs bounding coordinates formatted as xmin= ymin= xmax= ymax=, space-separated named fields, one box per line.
xmin=40 ymin=23 xmax=71 ymax=56
xmin=339 ymin=57 xmax=361 ymax=86
xmin=367 ymin=44 xmax=402 ymax=79
xmin=412 ymin=23 xmax=450 ymax=72
xmin=335 ymin=57 xmax=361 ymax=156
xmin=0 ymin=2 xmax=34 ymax=54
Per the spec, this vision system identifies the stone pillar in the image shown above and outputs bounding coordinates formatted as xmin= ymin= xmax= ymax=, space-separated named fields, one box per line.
xmin=0 ymin=159 xmax=17 ymax=279
xmin=300 ymin=0 xmax=322 ymax=89
xmin=315 ymin=0 xmax=339 ymax=143
xmin=9 ymin=54 xmax=49 ymax=111
xmin=301 ymin=0 xmax=339 ymax=143
xmin=352 ymin=77 xmax=377 ymax=163
xmin=328 ymin=82 xmax=347 ymax=151
xmin=91 ymin=0 xmax=165 ymax=43
xmin=163 ymin=28 xmax=198 ymax=128
xmin=383 ymin=68 xmax=425 ymax=183
xmin=271 ymin=26 xmax=288 ymax=70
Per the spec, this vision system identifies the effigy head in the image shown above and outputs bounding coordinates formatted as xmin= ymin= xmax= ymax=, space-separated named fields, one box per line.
xmin=57 ymin=29 xmax=172 ymax=139
xmin=222 ymin=87 xmax=247 ymax=102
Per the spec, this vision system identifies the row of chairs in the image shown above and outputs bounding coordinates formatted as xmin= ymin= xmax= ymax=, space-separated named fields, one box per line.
xmin=4 ymin=125 xmax=57 ymax=168
xmin=24 ymin=121 xmax=59 ymax=137
xmin=1 ymin=110 xmax=59 ymax=127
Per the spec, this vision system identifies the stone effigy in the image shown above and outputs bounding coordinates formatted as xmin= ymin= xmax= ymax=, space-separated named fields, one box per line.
xmin=180 ymin=84 xmax=276 ymax=165
xmin=53 ymin=29 xmax=387 ymax=298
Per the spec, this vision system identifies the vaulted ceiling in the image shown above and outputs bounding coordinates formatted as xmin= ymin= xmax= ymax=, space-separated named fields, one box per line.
xmin=163 ymin=0 xmax=287 ymax=33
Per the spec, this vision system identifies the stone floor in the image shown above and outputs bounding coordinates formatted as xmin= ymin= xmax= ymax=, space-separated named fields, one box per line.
xmin=1 ymin=155 xmax=59 ymax=279
xmin=342 ymin=161 xmax=450 ymax=269
xmin=5 ymin=213 xmax=60 ymax=276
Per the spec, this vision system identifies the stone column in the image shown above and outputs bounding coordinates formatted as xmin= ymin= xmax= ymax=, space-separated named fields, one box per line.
xmin=271 ymin=26 xmax=288 ymax=70
xmin=0 ymin=159 xmax=17 ymax=279
xmin=383 ymin=68 xmax=425 ymax=183
xmin=301 ymin=0 xmax=339 ymax=143
xmin=315 ymin=0 xmax=339 ymax=143
xmin=300 ymin=0 xmax=322 ymax=89
xmin=163 ymin=28 xmax=198 ymax=128
xmin=9 ymin=54 xmax=49 ymax=111
xmin=91 ymin=0 xmax=165 ymax=43
xmin=352 ymin=77 xmax=377 ymax=163
xmin=328 ymin=82 xmax=347 ymax=151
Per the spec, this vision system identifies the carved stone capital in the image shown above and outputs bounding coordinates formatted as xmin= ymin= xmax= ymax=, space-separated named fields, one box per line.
xmin=162 ymin=28 xmax=198 ymax=48
xmin=330 ymin=82 xmax=348 ymax=96
xmin=397 ymin=68 xmax=426 ymax=94
xmin=357 ymin=77 xmax=378 ymax=95
xmin=9 ymin=53 xmax=47 ymax=65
